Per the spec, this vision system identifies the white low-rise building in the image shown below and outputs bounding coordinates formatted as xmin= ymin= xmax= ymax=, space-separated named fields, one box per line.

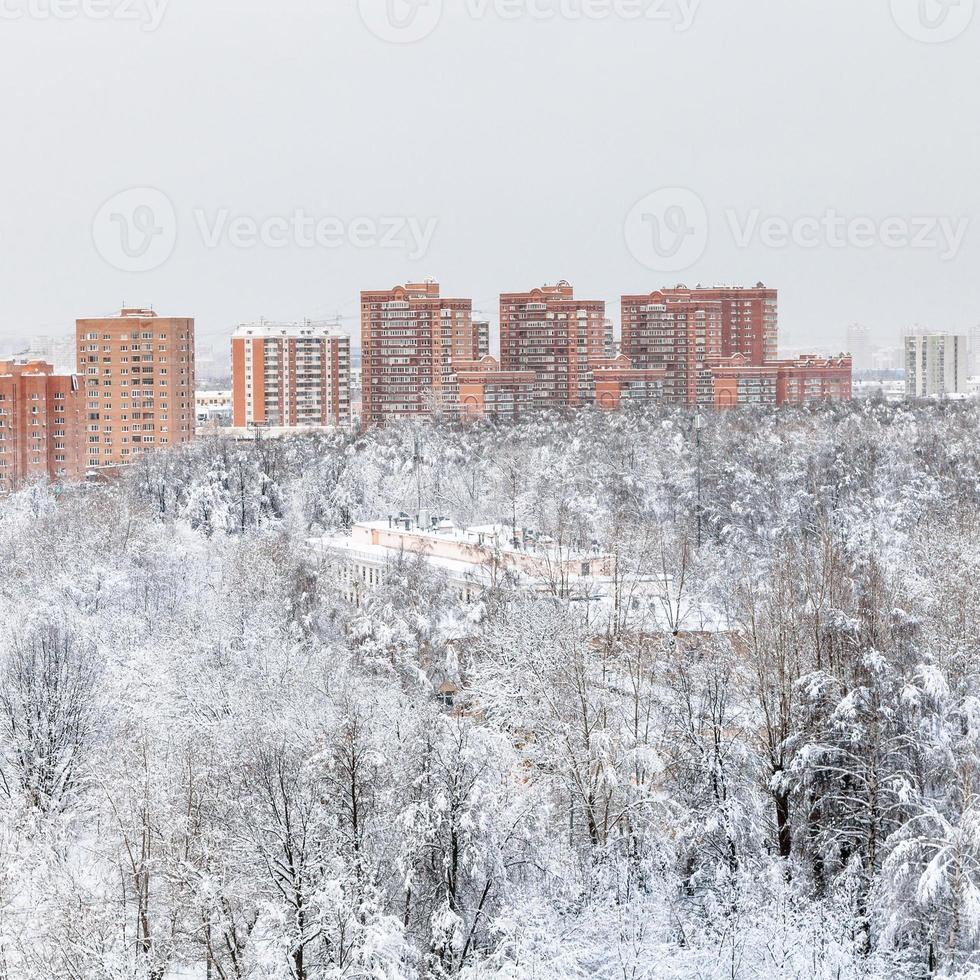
xmin=315 ymin=514 xmax=615 ymax=604
xmin=312 ymin=513 xmax=717 ymax=632
xmin=196 ymin=390 xmax=233 ymax=429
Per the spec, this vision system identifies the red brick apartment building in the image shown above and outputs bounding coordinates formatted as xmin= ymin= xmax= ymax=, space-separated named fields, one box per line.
xmin=361 ymin=281 xmax=477 ymax=426
xmin=589 ymin=355 xmax=667 ymax=410
xmin=621 ymin=289 xmax=724 ymax=406
xmin=709 ymin=355 xmax=778 ymax=407
xmin=712 ymin=353 xmax=853 ymax=408
xmin=623 ymin=285 xmax=851 ymax=409
xmin=499 ymin=282 xmax=606 ymax=410
xmin=358 ymin=280 xmax=847 ymax=422
xmin=0 ymin=359 xmax=85 ymax=492
xmin=694 ymin=284 xmax=778 ymax=363
xmin=455 ymin=356 xmax=538 ymax=420
xmin=231 ymin=322 xmax=350 ymax=429
xmin=777 ymin=354 xmax=853 ymax=404
xmin=76 ymin=309 xmax=195 ymax=469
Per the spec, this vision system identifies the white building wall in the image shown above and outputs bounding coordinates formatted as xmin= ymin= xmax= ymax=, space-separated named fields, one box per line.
xmin=905 ymin=334 xmax=968 ymax=397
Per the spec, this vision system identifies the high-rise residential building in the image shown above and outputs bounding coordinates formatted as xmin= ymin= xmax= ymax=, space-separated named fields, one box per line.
xmin=75 ymin=309 xmax=195 ymax=470
xmin=195 ymin=344 xmax=223 ymax=384
xmin=0 ymin=359 xmax=85 ymax=492
xmin=692 ymin=284 xmax=778 ymax=364
xmin=473 ymin=321 xmax=491 ymax=359
xmin=231 ymin=322 xmax=350 ymax=429
xmin=968 ymin=323 xmax=980 ymax=377
xmin=871 ymin=347 xmax=904 ymax=374
xmin=361 ymin=280 xmax=475 ymax=426
xmin=905 ymin=333 xmax=969 ymax=397
xmin=621 ymin=289 xmax=724 ymax=406
xmin=349 ymin=366 xmax=363 ymax=422
xmin=603 ymin=318 xmax=617 ymax=358
xmin=499 ymin=282 xmax=605 ymax=410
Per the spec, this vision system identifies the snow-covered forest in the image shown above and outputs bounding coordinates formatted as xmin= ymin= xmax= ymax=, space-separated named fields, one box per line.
xmin=2 ymin=401 xmax=980 ymax=979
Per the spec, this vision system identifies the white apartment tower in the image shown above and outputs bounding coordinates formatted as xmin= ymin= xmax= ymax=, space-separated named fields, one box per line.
xmin=905 ymin=333 xmax=969 ymax=398
xmin=231 ymin=321 xmax=351 ymax=429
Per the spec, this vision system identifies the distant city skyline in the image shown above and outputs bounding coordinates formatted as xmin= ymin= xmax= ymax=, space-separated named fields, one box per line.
xmin=0 ymin=283 xmax=960 ymax=374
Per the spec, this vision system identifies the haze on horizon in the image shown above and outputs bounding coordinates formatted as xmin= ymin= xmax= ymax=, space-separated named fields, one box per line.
xmin=0 ymin=0 xmax=977 ymax=367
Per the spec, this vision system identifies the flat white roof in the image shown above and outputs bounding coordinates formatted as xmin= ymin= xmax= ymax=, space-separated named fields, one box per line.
xmin=359 ymin=519 xmax=606 ymax=562
xmin=313 ymin=534 xmax=508 ymax=587
xmin=233 ymin=321 xmax=349 ymax=339
xmin=312 ymin=531 xmax=723 ymax=631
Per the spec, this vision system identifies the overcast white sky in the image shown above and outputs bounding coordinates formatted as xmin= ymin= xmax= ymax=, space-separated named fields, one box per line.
xmin=0 ymin=0 xmax=977 ymax=364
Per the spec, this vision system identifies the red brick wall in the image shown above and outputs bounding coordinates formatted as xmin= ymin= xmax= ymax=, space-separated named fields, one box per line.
xmin=0 ymin=360 xmax=85 ymax=491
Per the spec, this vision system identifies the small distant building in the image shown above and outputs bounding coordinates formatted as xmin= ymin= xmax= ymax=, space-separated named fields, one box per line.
xmin=14 ymin=335 xmax=77 ymax=375
xmin=194 ymin=344 xmax=221 ymax=383
xmin=853 ymin=378 xmax=907 ymax=402
xmin=0 ymin=359 xmax=85 ymax=492
xmin=846 ymin=323 xmax=873 ymax=372
xmin=871 ymin=346 xmax=905 ymax=374
xmin=195 ymin=390 xmax=233 ymax=429
xmin=349 ymin=366 xmax=363 ymax=423
xmin=231 ymin=321 xmax=351 ymax=430
xmin=603 ymin=318 xmax=617 ymax=359
xmin=969 ymin=323 xmax=980 ymax=377
xmin=472 ymin=320 xmax=491 ymax=359
xmin=905 ymin=333 xmax=969 ymax=398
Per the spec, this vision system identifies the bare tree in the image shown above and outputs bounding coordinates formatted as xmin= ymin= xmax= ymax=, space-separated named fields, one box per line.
xmin=0 ymin=623 xmax=101 ymax=816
